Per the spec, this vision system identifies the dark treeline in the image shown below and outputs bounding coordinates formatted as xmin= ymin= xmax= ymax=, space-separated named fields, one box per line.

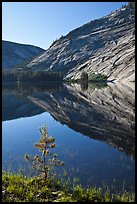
xmin=2 ymin=69 xmax=64 ymax=83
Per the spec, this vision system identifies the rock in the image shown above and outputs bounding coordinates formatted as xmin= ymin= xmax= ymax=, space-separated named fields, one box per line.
xmin=25 ymin=5 xmax=135 ymax=83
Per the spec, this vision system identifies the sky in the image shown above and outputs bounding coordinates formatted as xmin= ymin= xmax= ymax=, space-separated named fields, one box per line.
xmin=2 ymin=2 xmax=128 ymax=50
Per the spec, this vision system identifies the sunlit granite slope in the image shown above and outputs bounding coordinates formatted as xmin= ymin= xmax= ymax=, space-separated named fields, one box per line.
xmin=26 ymin=4 xmax=135 ymax=83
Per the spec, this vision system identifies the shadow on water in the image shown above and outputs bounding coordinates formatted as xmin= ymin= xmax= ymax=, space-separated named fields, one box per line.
xmin=2 ymin=81 xmax=135 ymax=159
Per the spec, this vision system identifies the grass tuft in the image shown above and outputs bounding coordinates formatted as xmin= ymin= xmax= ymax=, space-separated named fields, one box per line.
xmin=2 ymin=171 xmax=135 ymax=202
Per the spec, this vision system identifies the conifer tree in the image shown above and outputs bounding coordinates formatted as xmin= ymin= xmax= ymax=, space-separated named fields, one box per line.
xmin=25 ymin=125 xmax=64 ymax=179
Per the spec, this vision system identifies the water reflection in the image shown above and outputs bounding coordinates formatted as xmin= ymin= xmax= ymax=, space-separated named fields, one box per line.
xmin=2 ymin=82 xmax=135 ymax=192
xmin=2 ymin=82 xmax=135 ymax=158
xmin=2 ymin=82 xmax=63 ymax=121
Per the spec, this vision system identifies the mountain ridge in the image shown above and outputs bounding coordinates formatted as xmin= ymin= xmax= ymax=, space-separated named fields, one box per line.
xmin=2 ymin=40 xmax=45 ymax=69
xmin=25 ymin=4 xmax=135 ymax=83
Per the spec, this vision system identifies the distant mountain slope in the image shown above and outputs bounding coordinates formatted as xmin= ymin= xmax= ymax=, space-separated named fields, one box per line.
xmin=2 ymin=40 xmax=45 ymax=69
xmin=26 ymin=4 xmax=135 ymax=83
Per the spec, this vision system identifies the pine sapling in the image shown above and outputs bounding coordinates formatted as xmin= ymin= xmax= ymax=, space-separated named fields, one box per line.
xmin=25 ymin=125 xmax=64 ymax=179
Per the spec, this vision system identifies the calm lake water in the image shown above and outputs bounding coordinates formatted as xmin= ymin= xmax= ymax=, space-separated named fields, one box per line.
xmin=2 ymin=82 xmax=135 ymax=193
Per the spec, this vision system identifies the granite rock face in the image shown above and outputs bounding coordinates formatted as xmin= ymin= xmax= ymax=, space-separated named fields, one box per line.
xmin=2 ymin=40 xmax=45 ymax=69
xmin=26 ymin=5 xmax=135 ymax=83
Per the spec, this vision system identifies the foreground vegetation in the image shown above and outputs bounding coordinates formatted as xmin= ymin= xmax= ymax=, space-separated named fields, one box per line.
xmin=2 ymin=125 xmax=135 ymax=202
xmin=2 ymin=171 xmax=135 ymax=202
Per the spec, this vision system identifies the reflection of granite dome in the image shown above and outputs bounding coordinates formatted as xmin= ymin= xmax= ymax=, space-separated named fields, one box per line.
xmin=26 ymin=5 xmax=135 ymax=83
xmin=2 ymin=82 xmax=135 ymax=158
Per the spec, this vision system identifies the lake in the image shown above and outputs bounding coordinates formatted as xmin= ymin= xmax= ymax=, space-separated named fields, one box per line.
xmin=2 ymin=82 xmax=135 ymax=193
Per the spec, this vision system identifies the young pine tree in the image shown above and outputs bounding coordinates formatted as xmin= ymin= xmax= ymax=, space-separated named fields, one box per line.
xmin=25 ymin=125 xmax=64 ymax=179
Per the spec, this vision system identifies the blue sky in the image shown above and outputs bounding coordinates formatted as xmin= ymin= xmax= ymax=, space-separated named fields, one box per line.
xmin=2 ymin=2 xmax=128 ymax=50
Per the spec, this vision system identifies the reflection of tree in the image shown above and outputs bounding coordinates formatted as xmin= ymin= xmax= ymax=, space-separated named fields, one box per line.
xmin=2 ymin=82 xmax=64 ymax=95
xmin=80 ymin=82 xmax=88 ymax=91
xmin=80 ymin=72 xmax=88 ymax=91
